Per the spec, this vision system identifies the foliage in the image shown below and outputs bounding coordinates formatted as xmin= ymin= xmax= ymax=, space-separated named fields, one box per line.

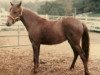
xmin=1 ymin=0 xmax=100 ymax=15
xmin=23 ymin=1 xmax=40 ymax=12
xmin=88 ymin=13 xmax=100 ymax=17
xmin=37 ymin=2 xmax=66 ymax=16
xmin=73 ymin=0 xmax=86 ymax=14
xmin=55 ymin=0 xmax=73 ymax=15
xmin=0 ymin=1 xmax=41 ymax=12
xmin=74 ymin=0 xmax=100 ymax=14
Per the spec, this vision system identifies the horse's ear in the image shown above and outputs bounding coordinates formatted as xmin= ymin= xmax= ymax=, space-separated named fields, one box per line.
xmin=17 ymin=1 xmax=22 ymax=7
xmin=10 ymin=2 xmax=13 ymax=6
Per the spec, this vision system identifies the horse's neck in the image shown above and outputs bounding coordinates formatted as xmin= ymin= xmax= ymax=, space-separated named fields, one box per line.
xmin=20 ymin=8 xmax=42 ymax=30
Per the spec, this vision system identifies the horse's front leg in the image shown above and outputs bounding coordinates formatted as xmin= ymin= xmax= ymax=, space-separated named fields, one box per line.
xmin=32 ymin=42 xmax=40 ymax=73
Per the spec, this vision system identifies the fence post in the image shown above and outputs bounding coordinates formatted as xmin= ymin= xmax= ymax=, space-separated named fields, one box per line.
xmin=74 ymin=8 xmax=76 ymax=18
xmin=85 ymin=14 xmax=88 ymax=23
xmin=45 ymin=14 xmax=49 ymax=20
xmin=18 ymin=24 xmax=20 ymax=46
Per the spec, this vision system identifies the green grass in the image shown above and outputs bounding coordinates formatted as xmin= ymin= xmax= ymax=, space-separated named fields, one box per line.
xmin=89 ymin=13 xmax=100 ymax=17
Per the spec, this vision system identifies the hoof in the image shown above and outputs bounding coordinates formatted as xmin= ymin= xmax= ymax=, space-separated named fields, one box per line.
xmin=85 ymin=72 xmax=90 ymax=75
xmin=31 ymin=68 xmax=38 ymax=74
xmin=34 ymin=69 xmax=38 ymax=74
xmin=70 ymin=66 xmax=74 ymax=70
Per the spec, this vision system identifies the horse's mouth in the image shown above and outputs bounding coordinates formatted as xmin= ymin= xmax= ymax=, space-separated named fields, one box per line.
xmin=6 ymin=22 xmax=12 ymax=26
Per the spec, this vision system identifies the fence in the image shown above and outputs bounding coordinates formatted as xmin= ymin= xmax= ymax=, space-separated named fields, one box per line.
xmin=44 ymin=15 xmax=100 ymax=31
xmin=0 ymin=14 xmax=100 ymax=48
xmin=0 ymin=22 xmax=30 ymax=48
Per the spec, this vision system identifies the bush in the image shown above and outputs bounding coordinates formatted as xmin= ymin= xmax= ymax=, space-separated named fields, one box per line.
xmin=38 ymin=2 xmax=66 ymax=16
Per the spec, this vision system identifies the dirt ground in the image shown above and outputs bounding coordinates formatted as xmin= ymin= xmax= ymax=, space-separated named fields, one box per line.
xmin=0 ymin=32 xmax=100 ymax=75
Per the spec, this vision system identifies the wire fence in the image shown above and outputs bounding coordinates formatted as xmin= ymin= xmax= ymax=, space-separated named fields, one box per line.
xmin=0 ymin=14 xmax=100 ymax=48
xmin=0 ymin=23 xmax=30 ymax=48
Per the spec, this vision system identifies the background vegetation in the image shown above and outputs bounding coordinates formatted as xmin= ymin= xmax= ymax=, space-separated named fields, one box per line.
xmin=1 ymin=0 xmax=100 ymax=16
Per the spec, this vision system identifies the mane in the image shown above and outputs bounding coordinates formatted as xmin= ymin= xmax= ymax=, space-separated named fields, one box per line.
xmin=23 ymin=7 xmax=47 ymax=21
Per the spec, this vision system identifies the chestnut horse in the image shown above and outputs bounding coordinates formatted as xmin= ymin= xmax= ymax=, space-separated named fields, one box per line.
xmin=6 ymin=2 xmax=90 ymax=75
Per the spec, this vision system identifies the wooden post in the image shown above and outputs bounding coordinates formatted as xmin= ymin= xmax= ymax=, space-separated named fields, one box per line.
xmin=18 ymin=24 xmax=20 ymax=46
xmin=45 ymin=14 xmax=49 ymax=20
xmin=85 ymin=14 xmax=88 ymax=23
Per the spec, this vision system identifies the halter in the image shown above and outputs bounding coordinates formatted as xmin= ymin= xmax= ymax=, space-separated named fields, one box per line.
xmin=8 ymin=8 xmax=23 ymax=22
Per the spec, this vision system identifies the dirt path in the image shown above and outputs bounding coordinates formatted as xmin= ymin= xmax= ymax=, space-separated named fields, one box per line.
xmin=0 ymin=32 xmax=100 ymax=75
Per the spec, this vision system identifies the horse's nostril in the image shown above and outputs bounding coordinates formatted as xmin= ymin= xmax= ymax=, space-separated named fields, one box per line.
xmin=6 ymin=22 xmax=10 ymax=26
xmin=6 ymin=22 xmax=9 ymax=26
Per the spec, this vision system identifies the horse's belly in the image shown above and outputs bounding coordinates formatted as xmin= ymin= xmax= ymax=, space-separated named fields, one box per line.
xmin=41 ymin=35 xmax=67 ymax=45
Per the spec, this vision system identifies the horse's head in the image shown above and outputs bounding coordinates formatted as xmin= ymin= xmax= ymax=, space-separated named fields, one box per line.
xmin=6 ymin=1 xmax=23 ymax=26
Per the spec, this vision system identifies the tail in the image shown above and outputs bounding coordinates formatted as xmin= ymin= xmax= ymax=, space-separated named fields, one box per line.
xmin=82 ymin=23 xmax=90 ymax=62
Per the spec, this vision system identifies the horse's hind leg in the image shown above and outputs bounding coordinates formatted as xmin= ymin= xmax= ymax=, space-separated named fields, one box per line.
xmin=68 ymin=40 xmax=89 ymax=75
xmin=76 ymin=45 xmax=89 ymax=75
xmin=69 ymin=43 xmax=78 ymax=69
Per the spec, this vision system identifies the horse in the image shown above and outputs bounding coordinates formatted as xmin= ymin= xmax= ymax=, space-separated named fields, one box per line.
xmin=6 ymin=2 xmax=90 ymax=75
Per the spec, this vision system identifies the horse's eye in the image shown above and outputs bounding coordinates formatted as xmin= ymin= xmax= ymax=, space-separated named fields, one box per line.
xmin=13 ymin=12 xmax=17 ymax=14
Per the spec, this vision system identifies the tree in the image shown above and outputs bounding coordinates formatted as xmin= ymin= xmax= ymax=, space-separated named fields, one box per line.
xmin=73 ymin=0 xmax=86 ymax=14
xmin=38 ymin=2 xmax=66 ymax=16
xmin=74 ymin=0 xmax=100 ymax=13
xmin=84 ymin=0 xmax=100 ymax=13
xmin=23 ymin=1 xmax=40 ymax=12
xmin=55 ymin=0 xmax=73 ymax=15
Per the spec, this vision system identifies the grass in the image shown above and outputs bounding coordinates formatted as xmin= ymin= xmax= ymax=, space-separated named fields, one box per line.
xmin=88 ymin=13 xmax=100 ymax=17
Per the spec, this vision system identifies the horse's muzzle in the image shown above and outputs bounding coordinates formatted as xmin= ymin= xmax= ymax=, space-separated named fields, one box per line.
xmin=6 ymin=22 xmax=11 ymax=26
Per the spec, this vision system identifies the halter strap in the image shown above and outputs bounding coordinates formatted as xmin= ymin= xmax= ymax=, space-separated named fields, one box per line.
xmin=20 ymin=7 xmax=23 ymax=16
xmin=8 ymin=7 xmax=23 ymax=21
